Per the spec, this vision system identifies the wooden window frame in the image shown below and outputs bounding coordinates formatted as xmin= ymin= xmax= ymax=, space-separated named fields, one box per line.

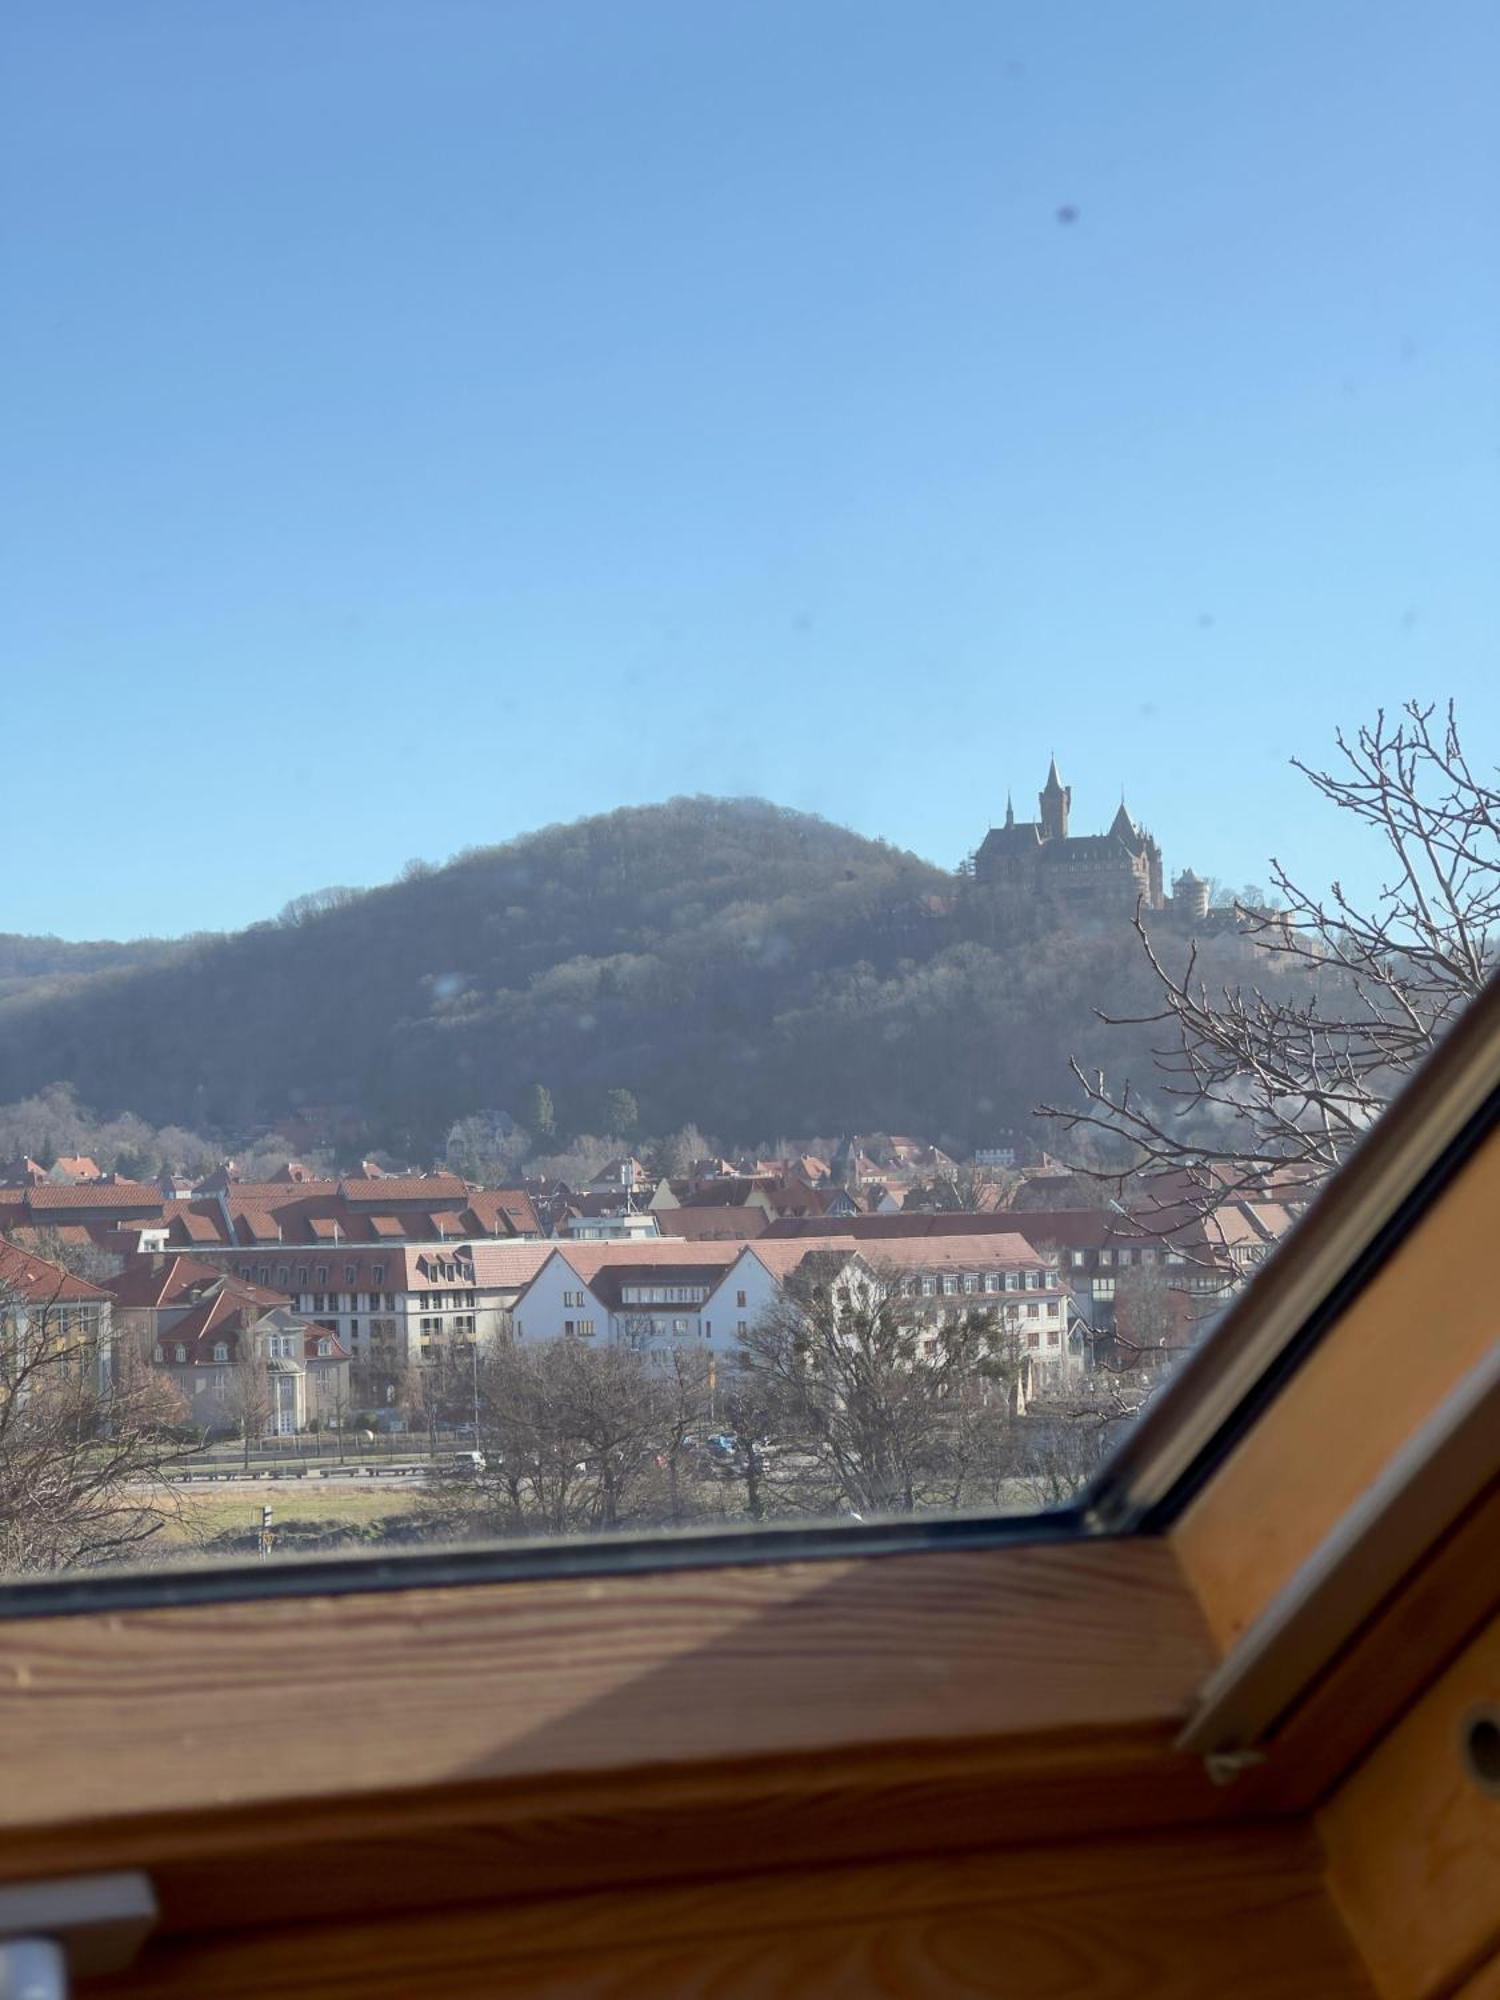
xmin=1 ymin=980 xmax=1499 ymax=1986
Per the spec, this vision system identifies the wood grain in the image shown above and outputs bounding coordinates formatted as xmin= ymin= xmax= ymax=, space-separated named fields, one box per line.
xmin=84 ymin=1824 xmax=1372 ymax=2000
xmin=0 ymin=1539 xmax=1211 ymax=1841
xmin=1235 ymin=1472 xmax=1500 ymax=1813
xmin=6 ymin=1724 xmax=1244 ymax=1940
xmin=1320 ymin=1609 xmax=1500 ymax=2000
xmin=1175 ymin=1125 xmax=1500 ymax=1653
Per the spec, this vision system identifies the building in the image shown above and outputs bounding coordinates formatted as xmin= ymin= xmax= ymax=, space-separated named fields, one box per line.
xmin=0 ymin=1239 xmax=115 ymax=1397
xmin=148 ymin=1288 xmax=351 ymax=1436
xmin=104 ymin=1255 xmax=351 ymax=1433
xmin=764 ymin=1198 xmax=1294 ymax=1370
xmin=973 ymin=758 xmax=1214 ymax=926
xmin=511 ymin=1231 xmax=1079 ymax=1398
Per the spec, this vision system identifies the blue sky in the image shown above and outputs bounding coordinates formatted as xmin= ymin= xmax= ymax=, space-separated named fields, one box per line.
xmin=4 ymin=0 xmax=1496 ymax=938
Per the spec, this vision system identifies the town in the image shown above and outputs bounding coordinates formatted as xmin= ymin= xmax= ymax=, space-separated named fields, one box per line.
xmin=0 ymin=759 xmax=1315 ymax=1561
xmin=0 ymin=1113 xmax=1297 ymax=1556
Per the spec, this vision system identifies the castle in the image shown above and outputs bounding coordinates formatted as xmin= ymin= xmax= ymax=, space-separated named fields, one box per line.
xmin=971 ymin=758 xmax=1210 ymax=925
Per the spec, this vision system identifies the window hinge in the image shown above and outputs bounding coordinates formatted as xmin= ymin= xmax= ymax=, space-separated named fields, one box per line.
xmin=0 ymin=1872 xmax=156 ymax=1998
xmin=1202 ymin=1748 xmax=1267 ymax=1787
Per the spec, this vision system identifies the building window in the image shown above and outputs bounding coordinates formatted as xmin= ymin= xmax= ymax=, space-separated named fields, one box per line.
xmin=315 ymin=1266 xmax=327 ymax=1285
xmin=175 ymin=1344 xmax=187 ymax=1362
xmin=213 ymin=1342 xmax=228 ymax=1362
xmin=736 ymin=1290 xmax=747 ymax=1308
xmin=297 ymin=1266 xmax=308 ymax=1287
xmin=276 ymin=1265 xmax=289 ymax=1287
xmin=1026 ymin=1303 xmax=1039 ymax=1320
xmin=373 ymin=1263 xmax=385 ymax=1284
xmin=318 ymin=1338 xmax=332 ymax=1357
xmin=576 ymin=1318 xmax=596 ymax=1337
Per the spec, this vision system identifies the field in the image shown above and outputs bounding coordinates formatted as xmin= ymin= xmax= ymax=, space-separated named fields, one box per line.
xmin=156 ymin=1481 xmax=428 ymax=1547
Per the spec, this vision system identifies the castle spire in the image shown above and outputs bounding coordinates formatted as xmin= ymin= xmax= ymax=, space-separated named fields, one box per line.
xmin=1004 ymin=791 xmax=1015 ymax=829
xmin=1038 ymin=755 xmax=1071 ymax=841
xmin=1109 ymin=797 xmax=1140 ymax=850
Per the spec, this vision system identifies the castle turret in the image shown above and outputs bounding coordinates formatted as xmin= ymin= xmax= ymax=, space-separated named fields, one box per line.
xmin=1039 ymin=756 xmax=1071 ymax=841
xmin=1172 ymin=868 xmax=1210 ymax=921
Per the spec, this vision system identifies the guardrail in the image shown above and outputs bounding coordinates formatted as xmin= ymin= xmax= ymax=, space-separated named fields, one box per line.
xmin=166 ymin=1463 xmax=432 ymax=1483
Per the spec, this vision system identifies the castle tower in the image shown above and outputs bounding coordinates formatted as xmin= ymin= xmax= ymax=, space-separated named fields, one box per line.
xmin=1172 ymin=868 xmax=1210 ymax=920
xmin=1038 ymin=756 xmax=1071 ymax=841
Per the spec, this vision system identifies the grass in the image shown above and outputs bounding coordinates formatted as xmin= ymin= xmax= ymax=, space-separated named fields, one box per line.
xmin=156 ymin=1481 xmax=428 ymax=1545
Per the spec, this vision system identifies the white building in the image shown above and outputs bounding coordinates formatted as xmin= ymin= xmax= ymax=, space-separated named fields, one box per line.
xmin=511 ymin=1232 xmax=1081 ymax=1395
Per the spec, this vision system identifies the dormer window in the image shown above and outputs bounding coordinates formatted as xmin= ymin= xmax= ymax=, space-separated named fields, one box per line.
xmin=175 ymin=1345 xmax=187 ymax=1363
xmin=213 ymin=1342 xmax=229 ymax=1362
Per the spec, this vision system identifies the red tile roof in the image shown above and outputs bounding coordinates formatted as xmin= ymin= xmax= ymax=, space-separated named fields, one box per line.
xmin=658 ymin=1206 xmax=770 ymax=1241
xmin=0 ymin=1239 xmax=113 ymax=1303
xmin=16 ymin=1181 xmax=162 ymax=1212
xmin=105 ymin=1254 xmax=229 ymax=1310
xmin=339 ymin=1175 xmax=468 ymax=1205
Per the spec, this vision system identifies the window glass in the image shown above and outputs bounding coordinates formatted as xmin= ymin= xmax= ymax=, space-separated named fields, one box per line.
xmin=0 ymin=2 xmax=1493 ymax=1585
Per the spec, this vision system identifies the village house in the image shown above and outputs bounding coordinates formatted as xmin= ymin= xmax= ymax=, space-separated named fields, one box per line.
xmin=0 ymin=1239 xmax=115 ymax=1397
xmin=103 ymin=1255 xmax=351 ymax=1434
xmin=147 ymin=1287 xmax=350 ymax=1436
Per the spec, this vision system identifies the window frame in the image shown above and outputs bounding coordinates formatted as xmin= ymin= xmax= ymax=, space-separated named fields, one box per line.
xmin=0 ymin=976 xmax=1497 ymax=1975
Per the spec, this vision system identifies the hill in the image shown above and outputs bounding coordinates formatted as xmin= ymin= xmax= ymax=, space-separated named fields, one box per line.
xmin=0 ymin=797 xmax=1197 ymax=1154
xmin=0 ymin=932 xmax=184 ymax=1003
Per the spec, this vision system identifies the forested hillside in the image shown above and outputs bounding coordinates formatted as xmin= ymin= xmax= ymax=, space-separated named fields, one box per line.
xmin=0 ymin=933 xmax=184 ymax=1003
xmin=0 ymin=798 xmax=1252 ymax=1155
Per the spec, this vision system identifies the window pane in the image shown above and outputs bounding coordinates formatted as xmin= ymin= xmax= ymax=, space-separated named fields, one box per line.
xmin=0 ymin=2 xmax=1493 ymax=1587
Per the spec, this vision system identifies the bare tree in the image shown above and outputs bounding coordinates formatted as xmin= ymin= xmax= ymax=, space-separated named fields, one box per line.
xmin=715 ymin=1366 xmax=780 ymax=1521
xmin=0 ymin=1271 xmax=194 ymax=1574
xmin=1043 ymin=702 xmax=1499 ymax=1216
xmin=653 ymin=1347 xmax=714 ymax=1525
xmin=220 ymin=1341 xmax=273 ymax=1471
xmin=429 ymin=1337 xmax=665 ymax=1538
xmin=738 ymin=1259 xmax=1016 ymax=1517
xmin=1110 ymin=1260 xmax=1197 ymax=1370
